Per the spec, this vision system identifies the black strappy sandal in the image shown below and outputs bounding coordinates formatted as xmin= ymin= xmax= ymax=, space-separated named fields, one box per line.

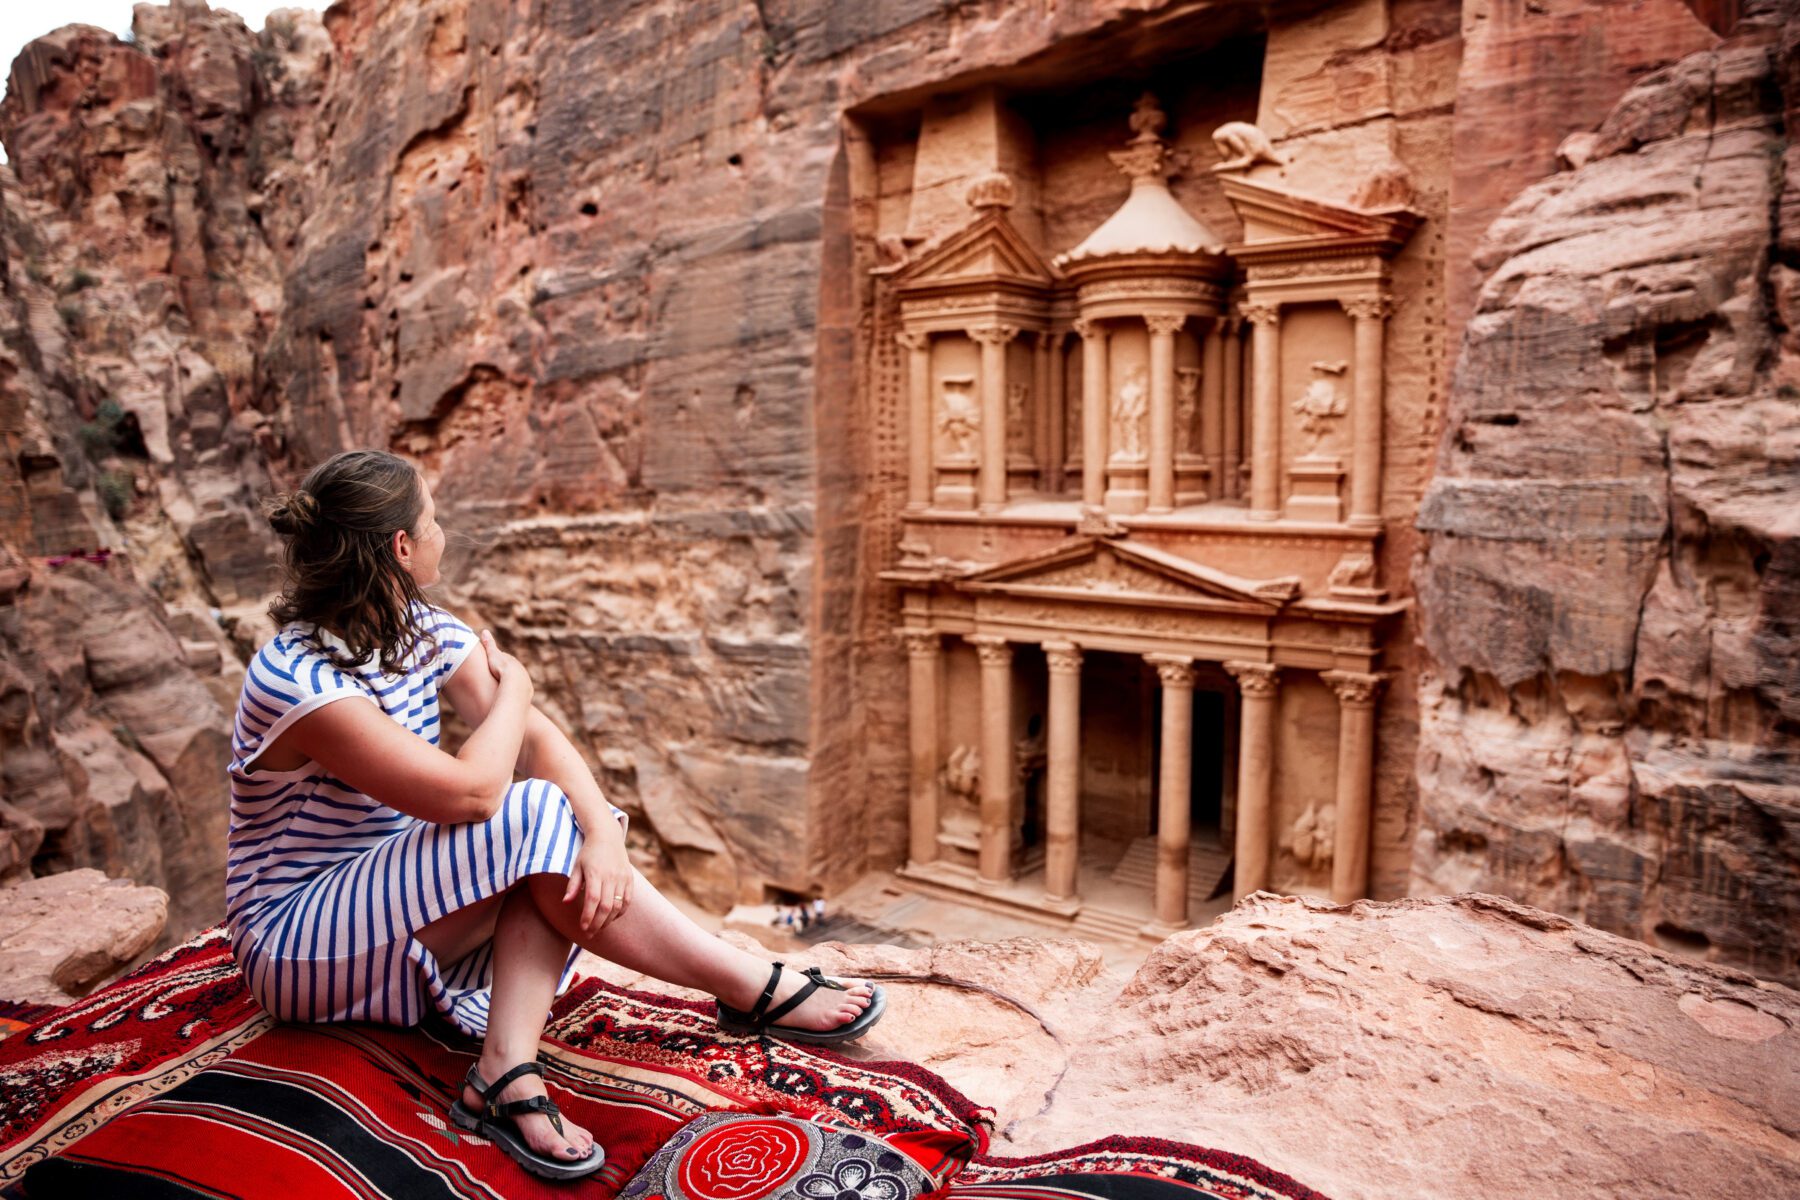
xmin=715 ymin=962 xmax=887 ymax=1044
xmin=448 ymin=1060 xmax=604 ymax=1181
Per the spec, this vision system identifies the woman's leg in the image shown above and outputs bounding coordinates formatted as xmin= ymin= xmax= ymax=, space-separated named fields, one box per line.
xmin=415 ymin=889 xmax=594 ymax=1164
xmin=524 ymin=870 xmax=873 ymax=1031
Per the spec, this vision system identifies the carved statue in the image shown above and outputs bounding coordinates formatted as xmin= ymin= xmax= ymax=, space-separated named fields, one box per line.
xmin=1292 ymin=360 xmax=1348 ymax=452
xmin=1176 ymin=366 xmax=1200 ymax=454
xmin=1007 ymin=381 xmax=1030 ymax=453
xmin=1328 ymin=552 xmax=1378 ymax=593
xmin=1285 ymin=802 xmax=1335 ymax=870
xmin=940 ymin=744 xmax=980 ymax=801
xmin=937 ymin=375 xmax=979 ymax=461
xmin=1111 ymin=364 xmax=1148 ymax=461
xmin=1211 ymin=121 xmax=1287 ymax=173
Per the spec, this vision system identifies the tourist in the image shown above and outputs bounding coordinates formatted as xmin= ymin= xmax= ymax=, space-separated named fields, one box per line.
xmin=223 ymin=449 xmax=884 ymax=1182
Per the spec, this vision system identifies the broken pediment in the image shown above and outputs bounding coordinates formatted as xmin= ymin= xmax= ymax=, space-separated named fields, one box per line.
xmin=1218 ymin=174 xmax=1421 ymax=258
xmin=957 ymin=537 xmax=1301 ymax=608
xmin=894 ymin=208 xmax=1057 ymax=293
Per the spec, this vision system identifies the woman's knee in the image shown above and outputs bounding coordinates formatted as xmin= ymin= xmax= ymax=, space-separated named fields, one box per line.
xmin=498 ymin=777 xmax=578 ymax=827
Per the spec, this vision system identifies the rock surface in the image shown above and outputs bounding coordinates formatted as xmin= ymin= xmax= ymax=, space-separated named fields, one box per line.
xmin=0 ymin=868 xmax=168 ymax=1003
xmin=1415 ymin=3 xmax=1800 ymax=984
xmin=640 ymin=895 xmax=1798 ymax=1200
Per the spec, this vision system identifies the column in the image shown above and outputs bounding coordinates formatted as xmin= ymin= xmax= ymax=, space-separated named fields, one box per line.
xmin=1322 ymin=670 xmax=1387 ymax=903
xmin=1074 ymin=318 xmax=1109 ymax=509
xmin=1046 ymin=333 xmax=1067 ymax=494
xmin=970 ymin=324 xmax=1018 ymax=512
xmin=1147 ymin=653 xmax=1196 ymax=929
xmin=1145 ymin=313 xmax=1184 ymax=513
xmin=1200 ymin=319 xmax=1225 ymax=501
xmin=1241 ymin=301 xmax=1282 ymax=520
xmin=1033 ymin=332 xmax=1053 ymax=492
xmin=1343 ymin=297 xmax=1394 ymax=529
xmin=898 ymin=330 xmax=932 ymax=510
xmin=1224 ymin=660 xmax=1280 ymax=900
xmin=1222 ymin=317 xmax=1243 ymax=499
xmin=968 ymin=634 xmax=1015 ymax=883
xmin=1043 ymin=640 xmax=1083 ymax=904
xmin=900 ymin=629 xmax=942 ymax=866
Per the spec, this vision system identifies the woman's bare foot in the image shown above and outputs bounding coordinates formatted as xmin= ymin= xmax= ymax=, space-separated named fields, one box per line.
xmin=462 ymin=1055 xmax=596 ymax=1163
xmin=723 ymin=963 xmax=875 ymax=1032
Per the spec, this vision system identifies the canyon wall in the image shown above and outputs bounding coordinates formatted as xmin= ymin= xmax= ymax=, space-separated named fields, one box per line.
xmin=1414 ymin=1 xmax=1800 ymax=983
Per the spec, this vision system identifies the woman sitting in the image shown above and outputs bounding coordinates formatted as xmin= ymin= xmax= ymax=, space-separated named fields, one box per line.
xmin=225 ymin=449 xmax=883 ymax=1182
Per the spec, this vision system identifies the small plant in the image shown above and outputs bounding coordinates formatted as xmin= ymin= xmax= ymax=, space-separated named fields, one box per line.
xmin=97 ymin=469 xmax=134 ymax=521
xmin=76 ymin=399 xmax=132 ymax=459
xmin=55 ymin=301 xmax=82 ymax=329
xmin=1779 ymin=382 xmax=1800 ymax=401
xmin=62 ymin=267 xmax=99 ymax=293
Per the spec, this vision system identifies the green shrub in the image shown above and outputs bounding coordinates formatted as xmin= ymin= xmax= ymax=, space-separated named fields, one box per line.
xmin=97 ymin=469 xmax=134 ymax=521
xmin=63 ymin=267 xmax=99 ymax=293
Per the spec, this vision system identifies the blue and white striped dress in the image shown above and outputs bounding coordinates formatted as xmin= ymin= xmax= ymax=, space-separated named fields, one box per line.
xmin=223 ymin=604 xmax=621 ymax=1038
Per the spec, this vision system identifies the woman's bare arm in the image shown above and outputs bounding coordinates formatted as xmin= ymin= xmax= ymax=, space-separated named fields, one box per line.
xmin=270 ymin=630 xmax=534 ymax=824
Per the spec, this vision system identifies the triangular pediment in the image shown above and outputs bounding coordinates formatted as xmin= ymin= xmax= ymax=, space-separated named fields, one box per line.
xmin=896 ymin=210 xmax=1056 ymax=291
xmin=1218 ymin=175 xmax=1421 ymax=252
xmin=958 ymin=537 xmax=1300 ymax=608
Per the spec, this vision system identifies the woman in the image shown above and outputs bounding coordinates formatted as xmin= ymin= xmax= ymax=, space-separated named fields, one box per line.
xmin=225 ymin=449 xmax=883 ymax=1182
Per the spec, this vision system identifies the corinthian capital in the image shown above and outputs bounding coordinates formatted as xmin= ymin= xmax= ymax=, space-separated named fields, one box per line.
xmin=1224 ymin=660 xmax=1281 ymax=697
xmin=1341 ymin=296 xmax=1396 ymax=322
xmin=897 ymin=628 xmax=940 ymax=657
xmin=1043 ymin=640 xmax=1083 ymax=673
xmin=966 ymin=633 xmax=1013 ymax=666
xmin=1145 ymin=653 xmax=1195 ymax=688
xmin=1321 ymin=669 xmax=1388 ymax=707
xmin=895 ymin=329 xmax=931 ymax=351
xmin=1072 ymin=317 xmax=1104 ymax=342
xmin=1238 ymin=301 xmax=1281 ymax=327
xmin=1144 ymin=312 xmax=1187 ymax=337
xmin=968 ymin=324 xmax=1020 ymax=346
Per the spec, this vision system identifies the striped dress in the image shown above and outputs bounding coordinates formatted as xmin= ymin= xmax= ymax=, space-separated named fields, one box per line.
xmin=223 ymin=604 xmax=621 ymax=1038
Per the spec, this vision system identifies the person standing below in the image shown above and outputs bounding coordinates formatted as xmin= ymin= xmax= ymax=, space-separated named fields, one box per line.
xmin=225 ymin=450 xmax=883 ymax=1182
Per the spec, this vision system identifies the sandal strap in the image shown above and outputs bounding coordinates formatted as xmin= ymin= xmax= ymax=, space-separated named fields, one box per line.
xmin=802 ymin=966 xmax=848 ymax=992
xmin=466 ymin=1059 xmax=544 ymax=1104
xmin=745 ymin=961 xmax=785 ymax=1026
xmin=761 ymin=969 xmax=824 ymax=1027
xmin=490 ymin=1094 xmax=560 ymax=1121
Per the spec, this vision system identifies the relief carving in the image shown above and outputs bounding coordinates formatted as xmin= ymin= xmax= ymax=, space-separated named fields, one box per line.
xmin=1110 ymin=364 xmax=1148 ymax=462
xmin=1285 ymin=802 xmax=1335 ymax=869
xmin=937 ymin=375 xmax=979 ymax=462
xmin=1292 ymin=360 xmax=1348 ymax=453
xmin=1211 ymin=121 xmax=1287 ymax=173
xmin=1007 ymin=381 xmax=1030 ymax=454
xmin=940 ymin=745 xmax=980 ymax=802
xmin=1176 ymin=366 xmax=1200 ymax=454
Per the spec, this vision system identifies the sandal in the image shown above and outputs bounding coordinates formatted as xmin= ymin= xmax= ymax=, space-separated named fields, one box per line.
xmin=715 ymin=962 xmax=887 ymax=1044
xmin=448 ymin=1060 xmax=604 ymax=1180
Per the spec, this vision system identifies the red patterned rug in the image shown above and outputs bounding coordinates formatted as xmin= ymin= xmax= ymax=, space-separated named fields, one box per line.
xmin=0 ymin=928 xmax=1328 ymax=1200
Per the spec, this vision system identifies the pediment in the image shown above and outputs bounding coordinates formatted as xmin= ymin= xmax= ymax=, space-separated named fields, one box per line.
xmin=896 ymin=210 xmax=1056 ymax=291
xmin=958 ymin=537 xmax=1300 ymax=608
xmin=1218 ymin=175 xmax=1421 ymax=252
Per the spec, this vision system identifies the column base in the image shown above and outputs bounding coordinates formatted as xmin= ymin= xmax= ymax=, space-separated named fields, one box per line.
xmin=1105 ymin=464 xmax=1149 ymax=514
xmin=1248 ymin=507 xmax=1280 ymax=522
xmin=1038 ymin=892 xmax=1083 ymax=916
xmin=1346 ymin=513 xmax=1382 ymax=531
xmin=1140 ymin=918 xmax=1190 ymax=940
xmin=1285 ymin=454 xmax=1345 ymax=523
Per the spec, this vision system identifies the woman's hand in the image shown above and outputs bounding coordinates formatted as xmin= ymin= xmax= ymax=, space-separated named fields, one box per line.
xmin=480 ymin=629 xmax=533 ymax=705
xmin=564 ymin=822 xmax=634 ymax=936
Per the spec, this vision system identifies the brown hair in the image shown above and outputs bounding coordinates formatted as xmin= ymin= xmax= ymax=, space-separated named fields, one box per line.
xmin=265 ymin=449 xmax=436 ymax=677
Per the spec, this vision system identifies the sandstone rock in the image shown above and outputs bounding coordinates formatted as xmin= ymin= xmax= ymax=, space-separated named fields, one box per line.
xmin=1416 ymin=14 xmax=1800 ymax=985
xmin=791 ymin=896 xmax=1800 ymax=1200
xmin=0 ymin=868 xmax=167 ymax=1004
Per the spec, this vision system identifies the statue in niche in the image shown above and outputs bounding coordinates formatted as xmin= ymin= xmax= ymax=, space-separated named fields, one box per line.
xmin=940 ymin=745 xmax=980 ymax=804
xmin=1176 ymin=366 xmax=1200 ymax=454
xmin=1111 ymin=364 xmax=1148 ymax=462
xmin=1292 ymin=360 xmax=1348 ymax=454
xmin=1006 ymin=381 xmax=1030 ymax=453
xmin=1285 ymin=802 xmax=1335 ymax=870
xmin=1211 ymin=121 xmax=1287 ymax=173
xmin=937 ymin=375 xmax=979 ymax=462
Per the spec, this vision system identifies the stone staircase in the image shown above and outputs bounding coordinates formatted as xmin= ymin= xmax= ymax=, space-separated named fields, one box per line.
xmin=1071 ymin=903 xmax=1148 ymax=943
xmin=1108 ymin=836 xmax=1233 ymax=908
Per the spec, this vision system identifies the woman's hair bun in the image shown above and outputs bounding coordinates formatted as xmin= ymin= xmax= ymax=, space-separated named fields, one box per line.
xmin=267 ymin=489 xmax=322 ymax=537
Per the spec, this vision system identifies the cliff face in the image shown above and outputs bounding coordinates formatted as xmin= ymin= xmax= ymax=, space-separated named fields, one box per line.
xmin=1414 ymin=5 xmax=1800 ymax=983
